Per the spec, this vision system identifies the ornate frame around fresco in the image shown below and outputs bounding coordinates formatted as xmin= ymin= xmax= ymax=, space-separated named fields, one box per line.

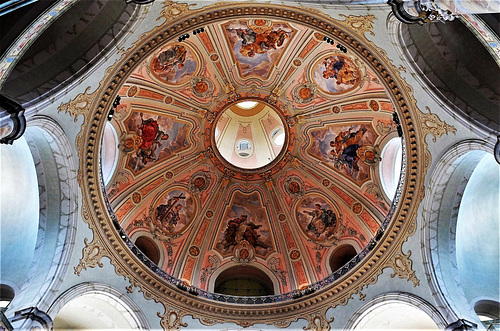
xmin=66 ymin=2 xmax=447 ymax=329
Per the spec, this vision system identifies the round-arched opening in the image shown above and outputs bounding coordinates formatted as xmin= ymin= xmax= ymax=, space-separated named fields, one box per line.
xmin=329 ymin=245 xmax=357 ymax=273
xmin=0 ymin=284 xmax=15 ymax=309
xmin=214 ymin=266 xmax=274 ymax=297
xmin=475 ymin=300 xmax=500 ymax=329
xmin=0 ymin=137 xmax=39 ymax=291
xmin=352 ymin=301 xmax=440 ymax=330
xmin=134 ymin=236 xmax=160 ymax=265
xmin=400 ymin=19 xmax=500 ymax=133
xmin=379 ymin=137 xmax=403 ymax=199
xmin=101 ymin=122 xmax=119 ymax=185
xmin=271 ymin=127 xmax=285 ymax=147
xmin=52 ymin=292 xmax=142 ymax=330
xmin=214 ymin=100 xmax=286 ymax=169
xmin=456 ymin=153 xmax=499 ymax=306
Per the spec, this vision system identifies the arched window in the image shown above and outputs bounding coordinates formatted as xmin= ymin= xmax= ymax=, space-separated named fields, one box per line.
xmin=329 ymin=245 xmax=357 ymax=273
xmin=379 ymin=137 xmax=402 ymax=199
xmin=134 ymin=236 xmax=160 ymax=265
xmin=236 ymin=139 xmax=253 ymax=158
xmin=422 ymin=143 xmax=499 ymax=323
xmin=271 ymin=127 xmax=285 ymax=146
xmin=214 ymin=266 xmax=274 ymax=296
xmin=101 ymin=122 xmax=119 ymax=185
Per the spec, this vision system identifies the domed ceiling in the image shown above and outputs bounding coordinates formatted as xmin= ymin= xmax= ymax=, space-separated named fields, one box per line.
xmin=75 ymin=3 xmax=426 ymax=327
xmin=104 ymin=15 xmax=399 ymax=293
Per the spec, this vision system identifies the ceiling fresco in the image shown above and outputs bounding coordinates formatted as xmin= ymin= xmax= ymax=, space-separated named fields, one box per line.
xmin=102 ymin=15 xmax=400 ymax=300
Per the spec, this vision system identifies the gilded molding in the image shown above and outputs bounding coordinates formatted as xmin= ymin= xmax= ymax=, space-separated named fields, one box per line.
xmin=420 ymin=106 xmax=457 ymax=142
xmin=58 ymin=86 xmax=97 ymax=122
xmin=158 ymin=0 xmax=195 ymax=22
xmin=303 ymin=309 xmax=334 ymax=331
xmin=74 ymin=237 xmax=107 ymax=276
xmin=158 ymin=304 xmax=188 ymax=331
xmin=338 ymin=14 xmax=377 ymax=37
xmin=387 ymin=249 xmax=420 ymax=287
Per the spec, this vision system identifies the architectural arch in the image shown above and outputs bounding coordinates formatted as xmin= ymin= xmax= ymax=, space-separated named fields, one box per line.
xmin=101 ymin=121 xmax=120 ymax=185
xmin=208 ymin=262 xmax=280 ymax=295
xmin=130 ymin=231 xmax=165 ymax=267
xmin=421 ymin=139 xmax=496 ymax=324
xmin=325 ymin=240 xmax=362 ymax=275
xmin=0 ymin=136 xmax=39 ymax=299
xmin=378 ymin=135 xmax=403 ymax=201
xmin=47 ymin=282 xmax=149 ymax=330
xmin=345 ymin=292 xmax=447 ymax=330
xmin=387 ymin=13 xmax=499 ymax=140
xmin=6 ymin=116 xmax=78 ymax=316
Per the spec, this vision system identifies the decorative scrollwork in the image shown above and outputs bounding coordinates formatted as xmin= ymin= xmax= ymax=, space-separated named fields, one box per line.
xmin=338 ymin=14 xmax=377 ymax=37
xmin=158 ymin=0 xmax=195 ymax=22
xmin=158 ymin=305 xmax=188 ymax=331
xmin=386 ymin=248 xmax=420 ymax=287
xmin=303 ymin=310 xmax=334 ymax=331
xmin=58 ymin=86 xmax=97 ymax=122
xmin=419 ymin=106 xmax=457 ymax=142
xmin=74 ymin=237 xmax=107 ymax=275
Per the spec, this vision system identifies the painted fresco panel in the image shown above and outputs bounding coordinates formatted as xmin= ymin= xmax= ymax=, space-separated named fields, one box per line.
xmin=122 ymin=111 xmax=190 ymax=173
xmin=215 ymin=191 xmax=273 ymax=258
xmin=312 ymin=54 xmax=361 ymax=94
xmin=152 ymin=189 xmax=195 ymax=235
xmin=223 ymin=20 xmax=294 ymax=78
xmin=150 ymin=43 xmax=198 ymax=84
xmin=296 ymin=195 xmax=339 ymax=241
xmin=307 ymin=123 xmax=377 ymax=184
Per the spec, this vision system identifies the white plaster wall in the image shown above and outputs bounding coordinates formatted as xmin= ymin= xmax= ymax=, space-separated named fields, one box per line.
xmin=0 ymin=137 xmax=39 ymax=292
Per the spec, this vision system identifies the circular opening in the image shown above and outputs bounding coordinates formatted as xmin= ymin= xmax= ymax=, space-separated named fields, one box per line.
xmin=214 ymin=100 xmax=286 ymax=169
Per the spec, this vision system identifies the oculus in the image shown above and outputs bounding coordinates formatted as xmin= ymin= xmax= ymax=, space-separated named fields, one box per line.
xmin=214 ymin=100 xmax=286 ymax=169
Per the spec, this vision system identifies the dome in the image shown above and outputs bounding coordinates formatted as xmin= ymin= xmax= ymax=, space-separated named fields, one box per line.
xmin=85 ymin=3 xmax=421 ymax=326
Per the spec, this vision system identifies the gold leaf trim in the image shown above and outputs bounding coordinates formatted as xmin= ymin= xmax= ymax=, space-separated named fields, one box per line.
xmin=303 ymin=309 xmax=334 ymax=331
xmin=158 ymin=0 xmax=195 ymax=22
xmin=386 ymin=249 xmax=420 ymax=287
xmin=419 ymin=106 xmax=457 ymax=142
xmin=338 ymin=14 xmax=377 ymax=37
xmin=74 ymin=237 xmax=107 ymax=276
xmin=158 ymin=305 xmax=188 ymax=331
xmin=58 ymin=86 xmax=97 ymax=122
